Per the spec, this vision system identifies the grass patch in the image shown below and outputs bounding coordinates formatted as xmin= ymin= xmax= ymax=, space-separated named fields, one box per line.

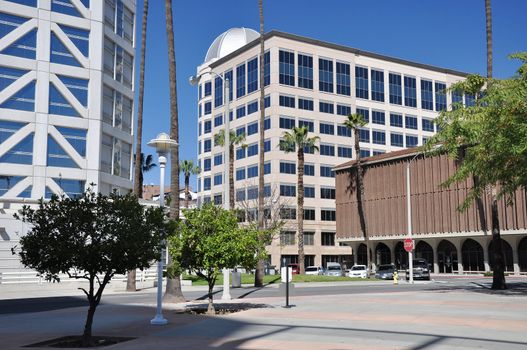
xmin=182 ymin=273 xmax=377 ymax=285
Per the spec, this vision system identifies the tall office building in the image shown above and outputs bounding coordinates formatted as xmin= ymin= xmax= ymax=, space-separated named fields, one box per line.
xmin=0 ymin=0 xmax=135 ymax=272
xmin=194 ymin=28 xmax=468 ymax=269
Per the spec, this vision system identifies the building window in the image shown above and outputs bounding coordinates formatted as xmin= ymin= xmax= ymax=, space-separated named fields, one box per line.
xmin=280 ymin=207 xmax=296 ymax=220
xmin=214 ymin=173 xmax=222 ymax=186
xmin=452 ymin=89 xmax=463 ymax=108
xmin=304 ymin=209 xmax=315 ymax=221
xmin=264 ymin=117 xmax=271 ymax=130
xmin=319 ymin=58 xmax=333 ymax=93
xmin=337 ymin=146 xmax=352 ymax=158
xmin=404 ymin=76 xmax=417 ymax=107
xmin=203 ymin=158 xmax=211 ymax=171
xmin=247 ymin=122 xmax=258 ymax=136
xmin=406 ymin=135 xmax=418 ymax=148
xmin=298 ymin=98 xmax=314 ymax=111
xmin=435 ymin=82 xmax=447 ymax=111
xmin=372 ymin=130 xmax=386 ymax=145
xmin=214 ymin=76 xmax=223 ymax=107
xmin=304 ymin=186 xmax=315 ymax=198
xmin=371 ymin=69 xmax=385 ymax=102
xmin=405 ymin=115 xmax=418 ymax=130
xmin=236 ymin=189 xmax=245 ymax=202
xmin=281 ymin=231 xmax=296 ymax=245
xmin=372 ymin=110 xmax=385 ymax=125
xmin=204 ymin=120 xmax=211 ymax=134
xmin=320 ymin=165 xmax=334 ymax=178
xmin=319 ymin=101 xmax=334 ymax=114
xmin=355 ymin=66 xmax=369 ymax=99
xmin=0 ymin=12 xmax=37 ymax=59
xmin=264 ymin=161 xmax=271 ymax=175
xmin=204 ymin=102 xmax=211 ymax=115
xmin=247 ymin=143 xmax=258 ymax=157
xmin=0 ymin=121 xmax=33 ymax=164
xmin=359 ymin=129 xmax=370 ymax=142
xmin=322 ymin=232 xmax=336 ymax=245
xmin=320 ymin=144 xmax=335 ymax=156
xmin=279 ymin=95 xmax=295 ymax=108
xmin=279 ymin=117 xmax=295 ymax=129
xmin=421 ymin=79 xmax=434 ymax=110
xmin=320 ymin=187 xmax=336 ymax=199
xmin=264 ymin=139 xmax=271 ymax=152
xmin=304 ymin=231 xmax=315 ymax=244
xmin=299 ymin=120 xmax=314 ymax=132
xmin=236 ymin=105 xmax=246 ymax=119
xmin=236 ymin=167 xmax=246 ymax=181
xmin=214 ymin=114 xmax=223 ymax=127
xmin=280 ymin=162 xmax=295 ymax=174
xmin=247 ymin=164 xmax=258 ymax=178
xmin=320 ymin=123 xmax=334 ymax=135
xmin=49 ymin=75 xmax=88 ymax=117
xmin=213 ymin=153 xmax=222 ymax=166
xmin=279 ymin=50 xmax=295 ymax=86
xmin=390 ymin=133 xmax=403 ymax=147
xmin=115 ymin=0 xmax=134 ymax=44
xmin=48 ymin=179 xmax=85 ymax=199
xmin=247 ymin=100 xmax=258 ymax=114
xmin=321 ymin=210 xmax=336 ymax=222
xmin=236 ymin=63 xmax=246 ymax=98
xmin=236 ymin=126 xmax=246 ymax=137
xmin=360 ymin=149 xmax=370 ymax=158
xmin=422 ymin=118 xmax=434 ymax=132
xmin=0 ymin=66 xmax=35 ymax=111
xmin=236 ymin=147 xmax=245 ymax=160
xmin=356 ymin=107 xmax=369 ymax=122
xmin=390 ymin=113 xmax=403 ymax=127
xmin=264 ymin=51 xmax=270 ymax=86
xmin=247 ymin=187 xmax=258 ymax=200
xmin=304 ymin=164 xmax=315 ymax=176
xmin=336 ymin=62 xmax=351 ymax=96
xmin=247 ymin=57 xmax=258 ymax=93
xmin=203 ymin=139 xmax=211 ymax=153
xmin=337 ymin=125 xmax=351 ymax=137
xmin=204 ymin=82 xmax=212 ymax=96
xmin=203 ymin=177 xmax=211 ymax=191
xmin=337 ymin=104 xmax=351 ymax=116
xmin=214 ymin=194 xmax=222 ymax=205
xmin=280 ymin=184 xmax=296 ymax=197
xmin=465 ymin=94 xmax=476 ymax=107
xmin=389 ymin=73 xmax=402 ymax=105
xmin=50 ymin=24 xmax=89 ymax=67
xmin=298 ymin=54 xmax=313 ymax=89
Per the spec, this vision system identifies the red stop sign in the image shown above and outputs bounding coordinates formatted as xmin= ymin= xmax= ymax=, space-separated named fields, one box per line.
xmin=404 ymin=239 xmax=414 ymax=252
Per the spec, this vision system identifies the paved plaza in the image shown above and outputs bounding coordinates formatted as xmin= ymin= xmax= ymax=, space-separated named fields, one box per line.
xmin=0 ymin=279 xmax=526 ymax=349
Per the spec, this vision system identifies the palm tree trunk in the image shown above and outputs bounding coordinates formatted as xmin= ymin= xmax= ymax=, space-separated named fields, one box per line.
xmin=229 ymin=143 xmax=234 ymax=210
xmin=127 ymin=0 xmax=149 ymax=292
xmin=164 ymin=0 xmax=185 ymax=302
xmin=255 ymin=0 xmax=266 ymax=287
xmin=185 ymin=175 xmax=189 ymax=208
xmin=485 ymin=0 xmax=492 ymax=79
xmin=353 ymin=128 xmax=370 ymax=277
xmin=297 ymin=148 xmax=305 ymax=275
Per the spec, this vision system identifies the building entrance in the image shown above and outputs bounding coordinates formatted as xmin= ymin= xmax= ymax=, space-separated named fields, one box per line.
xmin=437 ymin=240 xmax=458 ymax=273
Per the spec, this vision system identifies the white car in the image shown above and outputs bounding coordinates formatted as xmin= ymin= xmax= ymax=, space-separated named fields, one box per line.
xmin=305 ymin=266 xmax=324 ymax=275
xmin=348 ymin=265 xmax=368 ymax=278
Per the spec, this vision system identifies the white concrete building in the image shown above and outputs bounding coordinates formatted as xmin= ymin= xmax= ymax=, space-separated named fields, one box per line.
xmin=194 ymin=29 xmax=469 ymax=270
xmin=0 ymin=0 xmax=135 ymax=273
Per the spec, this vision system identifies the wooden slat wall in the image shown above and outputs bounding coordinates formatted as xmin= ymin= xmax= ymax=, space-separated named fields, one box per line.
xmin=336 ymin=153 xmax=527 ymax=239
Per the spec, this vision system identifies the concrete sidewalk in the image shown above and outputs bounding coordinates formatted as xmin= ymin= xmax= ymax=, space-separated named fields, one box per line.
xmin=1 ymin=282 xmax=527 ymax=349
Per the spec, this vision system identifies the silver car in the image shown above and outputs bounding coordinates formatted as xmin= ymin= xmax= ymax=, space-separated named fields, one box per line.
xmin=305 ymin=266 xmax=325 ymax=275
xmin=375 ymin=264 xmax=396 ymax=279
xmin=324 ymin=263 xmax=343 ymax=277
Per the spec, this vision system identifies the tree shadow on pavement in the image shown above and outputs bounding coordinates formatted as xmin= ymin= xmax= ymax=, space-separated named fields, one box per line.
xmin=425 ymin=281 xmax=527 ymax=296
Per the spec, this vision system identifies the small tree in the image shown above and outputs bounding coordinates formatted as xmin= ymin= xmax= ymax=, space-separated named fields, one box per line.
xmin=172 ymin=203 xmax=263 ymax=314
xmin=180 ymin=159 xmax=200 ymax=208
xmin=12 ymin=189 xmax=168 ymax=346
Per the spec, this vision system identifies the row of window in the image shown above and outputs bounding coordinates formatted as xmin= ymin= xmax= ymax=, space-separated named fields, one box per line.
xmin=280 ymin=231 xmax=337 ymax=246
xmin=101 ymin=133 xmax=131 ymax=179
xmin=103 ymin=38 xmax=133 ymax=89
xmin=6 ymin=0 xmax=90 ymax=18
xmin=278 ymin=207 xmax=336 ymax=221
xmin=199 ymin=95 xmax=270 ymax=118
xmin=279 ymin=183 xmax=336 ymax=199
xmin=104 ymin=0 xmax=134 ymax=45
xmin=200 ymin=162 xmax=271 ymax=191
xmin=102 ymin=85 xmax=132 ymax=133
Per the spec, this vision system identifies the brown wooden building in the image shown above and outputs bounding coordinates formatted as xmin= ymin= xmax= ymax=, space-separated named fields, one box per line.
xmin=335 ymin=148 xmax=527 ymax=274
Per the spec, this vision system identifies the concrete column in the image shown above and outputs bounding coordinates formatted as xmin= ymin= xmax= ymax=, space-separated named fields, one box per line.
xmin=432 ymin=240 xmax=439 ymax=274
xmin=352 ymin=243 xmax=358 ymax=266
xmin=512 ymin=243 xmax=520 ymax=275
xmin=390 ymin=241 xmax=395 ymax=265
xmin=453 ymin=238 xmax=463 ymax=274
xmin=483 ymin=241 xmax=490 ymax=272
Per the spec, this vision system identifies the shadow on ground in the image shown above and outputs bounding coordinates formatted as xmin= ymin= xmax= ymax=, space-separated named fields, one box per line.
xmin=426 ymin=281 xmax=527 ymax=296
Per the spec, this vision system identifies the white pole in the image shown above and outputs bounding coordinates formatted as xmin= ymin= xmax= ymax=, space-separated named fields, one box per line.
xmin=406 ymin=162 xmax=414 ymax=284
xmin=222 ymin=77 xmax=231 ymax=301
xmin=151 ymin=154 xmax=168 ymax=325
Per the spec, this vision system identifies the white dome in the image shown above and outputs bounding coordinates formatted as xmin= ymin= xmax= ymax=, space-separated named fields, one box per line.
xmin=204 ymin=27 xmax=260 ymax=63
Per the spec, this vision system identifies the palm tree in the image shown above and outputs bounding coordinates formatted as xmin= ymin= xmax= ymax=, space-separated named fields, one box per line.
xmin=127 ymin=0 xmax=149 ymax=293
xmin=163 ymin=0 xmax=185 ymax=302
xmin=180 ymin=160 xmax=200 ymax=208
xmin=214 ymin=129 xmax=246 ymax=209
xmin=278 ymin=126 xmax=319 ymax=275
xmin=344 ymin=114 xmax=371 ymax=277
xmin=255 ymin=0 xmax=266 ymax=288
xmin=484 ymin=0 xmax=505 ymax=290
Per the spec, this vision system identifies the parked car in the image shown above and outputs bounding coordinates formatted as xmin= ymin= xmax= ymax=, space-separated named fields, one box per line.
xmin=287 ymin=263 xmax=300 ymax=275
xmin=305 ymin=266 xmax=325 ymax=275
xmin=375 ymin=264 xmax=396 ymax=279
xmin=324 ymin=262 xmax=343 ymax=277
xmin=348 ymin=264 xmax=368 ymax=278
xmin=406 ymin=259 xmax=431 ymax=280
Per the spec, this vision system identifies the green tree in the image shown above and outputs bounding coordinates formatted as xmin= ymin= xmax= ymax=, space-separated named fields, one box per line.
xmin=180 ymin=160 xmax=200 ymax=208
xmin=343 ymin=113 xmax=371 ymax=276
xmin=426 ymin=53 xmax=527 ymax=289
xmin=255 ymin=0 xmax=266 ymax=288
xmin=172 ymin=203 xmax=263 ymax=314
xmin=214 ymin=129 xmax=247 ymax=209
xmin=164 ymin=0 xmax=185 ymax=302
xmin=278 ymin=126 xmax=319 ymax=275
xmin=12 ymin=189 xmax=168 ymax=347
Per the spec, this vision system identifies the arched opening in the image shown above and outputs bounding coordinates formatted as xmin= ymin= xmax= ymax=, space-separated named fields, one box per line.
xmin=462 ymin=239 xmax=484 ymax=272
xmin=415 ymin=241 xmax=433 ymax=265
xmin=356 ymin=243 xmax=371 ymax=266
xmin=394 ymin=241 xmax=408 ymax=270
xmin=375 ymin=242 xmax=391 ymax=265
xmin=518 ymin=237 xmax=527 ymax=272
xmin=488 ymin=239 xmax=514 ymax=272
xmin=437 ymin=240 xmax=458 ymax=273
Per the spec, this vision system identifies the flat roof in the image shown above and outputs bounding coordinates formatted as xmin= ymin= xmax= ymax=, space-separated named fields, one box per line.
xmin=333 ymin=147 xmax=424 ymax=172
xmin=209 ymin=30 xmax=471 ymax=77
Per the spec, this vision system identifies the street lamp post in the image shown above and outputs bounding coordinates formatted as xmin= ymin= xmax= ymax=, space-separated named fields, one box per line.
xmin=190 ymin=72 xmax=231 ymax=300
xmin=148 ymin=132 xmax=178 ymax=325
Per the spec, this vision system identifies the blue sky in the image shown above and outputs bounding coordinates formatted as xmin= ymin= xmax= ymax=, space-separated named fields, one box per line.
xmin=137 ymin=0 xmax=527 ymax=187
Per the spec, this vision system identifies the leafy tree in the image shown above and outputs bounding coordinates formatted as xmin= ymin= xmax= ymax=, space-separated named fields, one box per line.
xmin=164 ymin=0 xmax=185 ymax=302
xmin=426 ymin=53 xmax=527 ymax=289
xmin=180 ymin=159 xmax=200 ymax=208
xmin=214 ymin=129 xmax=247 ymax=209
xmin=171 ymin=203 xmax=263 ymax=313
xmin=278 ymin=126 xmax=319 ymax=275
xmin=12 ymin=189 xmax=168 ymax=346
xmin=343 ymin=113 xmax=371 ymax=277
